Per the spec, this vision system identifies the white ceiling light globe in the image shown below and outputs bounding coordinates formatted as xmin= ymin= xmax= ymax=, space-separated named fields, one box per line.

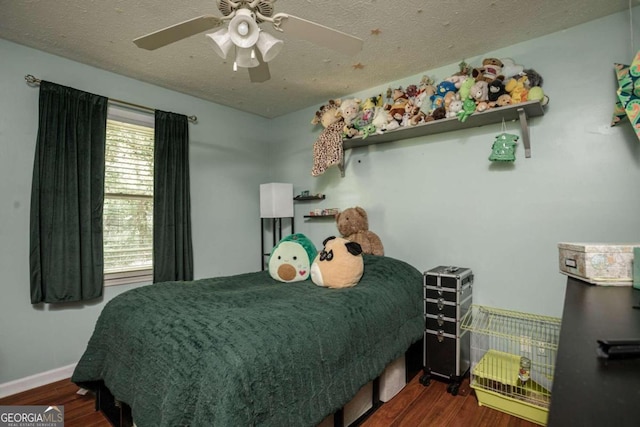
xmin=238 ymin=21 xmax=249 ymax=36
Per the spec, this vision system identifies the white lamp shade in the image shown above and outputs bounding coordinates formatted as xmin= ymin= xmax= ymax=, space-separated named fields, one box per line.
xmin=228 ymin=9 xmax=260 ymax=48
xmin=235 ymin=47 xmax=260 ymax=68
xmin=256 ymin=31 xmax=283 ymax=62
xmin=260 ymin=183 xmax=294 ymax=218
xmin=206 ymin=29 xmax=233 ymax=59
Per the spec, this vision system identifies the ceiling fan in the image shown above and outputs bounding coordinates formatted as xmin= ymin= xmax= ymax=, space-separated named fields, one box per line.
xmin=133 ymin=0 xmax=364 ymax=83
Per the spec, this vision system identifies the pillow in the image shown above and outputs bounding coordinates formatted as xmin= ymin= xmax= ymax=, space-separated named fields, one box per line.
xmin=310 ymin=236 xmax=364 ymax=289
xmin=268 ymin=233 xmax=318 ymax=282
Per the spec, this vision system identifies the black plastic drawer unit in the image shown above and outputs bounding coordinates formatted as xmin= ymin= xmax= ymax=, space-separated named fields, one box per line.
xmin=420 ymin=266 xmax=473 ymax=395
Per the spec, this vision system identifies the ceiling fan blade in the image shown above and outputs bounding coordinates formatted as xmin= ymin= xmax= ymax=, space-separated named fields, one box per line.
xmin=133 ymin=15 xmax=223 ymax=50
xmin=272 ymin=13 xmax=363 ymax=56
xmin=249 ymin=51 xmax=271 ymax=83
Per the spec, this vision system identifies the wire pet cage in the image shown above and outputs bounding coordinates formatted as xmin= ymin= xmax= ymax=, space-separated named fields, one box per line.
xmin=460 ymin=305 xmax=562 ymax=426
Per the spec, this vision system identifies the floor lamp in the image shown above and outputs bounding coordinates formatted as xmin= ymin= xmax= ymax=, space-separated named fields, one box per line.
xmin=260 ymin=183 xmax=294 ymax=270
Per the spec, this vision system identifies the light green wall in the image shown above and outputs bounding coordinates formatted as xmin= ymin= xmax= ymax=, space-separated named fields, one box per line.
xmin=271 ymin=10 xmax=640 ymax=317
xmin=2 ymin=8 xmax=640 ymax=386
xmin=0 ymin=39 xmax=271 ymax=384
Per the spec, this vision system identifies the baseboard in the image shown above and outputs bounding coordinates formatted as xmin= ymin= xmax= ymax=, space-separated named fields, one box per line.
xmin=0 ymin=363 xmax=77 ymax=399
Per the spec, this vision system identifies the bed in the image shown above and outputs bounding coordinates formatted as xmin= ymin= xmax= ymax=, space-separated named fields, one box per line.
xmin=72 ymin=255 xmax=423 ymax=426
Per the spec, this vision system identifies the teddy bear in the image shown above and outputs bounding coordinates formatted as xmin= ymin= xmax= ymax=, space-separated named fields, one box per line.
xmin=335 ymin=206 xmax=384 ymax=256
xmin=384 ymin=87 xmax=410 ymax=126
xmin=470 ymin=80 xmax=489 ymax=102
xmin=311 ymin=99 xmax=345 ymax=177
xmin=472 ymin=58 xmax=504 ymax=82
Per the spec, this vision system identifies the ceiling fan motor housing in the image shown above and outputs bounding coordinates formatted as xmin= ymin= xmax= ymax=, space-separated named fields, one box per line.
xmin=217 ymin=0 xmax=275 ymax=22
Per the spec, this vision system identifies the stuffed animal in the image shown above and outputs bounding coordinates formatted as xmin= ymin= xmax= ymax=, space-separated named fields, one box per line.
xmin=384 ymin=87 xmax=410 ymax=126
xmin=444 ymin=74 xmax=468 ymax=89
xmin=371 ymin=106 xmax=393 ymax=133
xmin=311 ymin=99 xmax=344 ymax=177
xmin=491 ymin=93 xmax=512 ymax=107
xmin=522 ymin=69 xmax=544 ymax=88
xmin=472 ymin=58 xmax=504 ymax=82
xmin=418 ymin=77 xmax=437 ymax=107
xmin=458 ymin=77 xmax=476 ymax=101
xmin=457 ymin=98 xmax=477 ymax=122
xmin=268 ymin=233 xmax=318 ymax=282
xmin=475 ymin=100 xmax=490 ymax=112
xmin=430 ymin=81 xmax=457 ymax=112
xmin=447 ymin=99 xmax=464 ymax=118
xmin=522 ymin=69 xmax=549 ymax=105
xmin=504 ymin=76 xmax=528 ymax=103
xmin=499 ymin=58 xmax=524 ymax=80
xmin=407 ymin=104 xmax=426 ymax=126
xmin=487 ymin=79 xmax=507 ymax=102
xmin=470 ymin=80 xmax=489 ymax=102
xmin=407 ymin=89 xmax=431 ymax=126
xmin=338 ymin=98 xmax=362 ymax=138
xmin=336 ymin=206 xmax=384 ymax=256
xmin=527 ymin=86 xmax=549 ymax=106
xmin=430 ymin=106 xmax=447 ymax=121
xmin=360 ymin=97 xmax=378 ymax=123
xmin=310 ymin=236 xmax=364 ymax=289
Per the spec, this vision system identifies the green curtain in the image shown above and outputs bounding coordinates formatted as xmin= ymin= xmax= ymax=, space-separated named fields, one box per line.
xmin=30 ymin=81 xmax=108 ymax=303
xmin=153 ymin=110 xmax=193 ymax=282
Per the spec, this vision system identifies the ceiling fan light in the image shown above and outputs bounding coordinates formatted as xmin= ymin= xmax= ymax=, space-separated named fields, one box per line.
xmin=206 ymin=29 xmax=233 ymax=59
xmin=256 ymin=31 xmax=283 ymax=62
xmin=228 ymin=9 xmax=260 ymax=48
xmin=237 ymin=22 xmax=249 ymax=36
xmin=235 ymin=47 xmax=260 ymax=68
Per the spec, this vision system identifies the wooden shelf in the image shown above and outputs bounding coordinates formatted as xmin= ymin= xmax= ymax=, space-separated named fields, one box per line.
xmin=339 ymin=100 xmax=545 ymax=176
xmin=303 ymin=215 xmax=336 ymax=219
xmin=294 ymin=195 xmax=326 ymax=201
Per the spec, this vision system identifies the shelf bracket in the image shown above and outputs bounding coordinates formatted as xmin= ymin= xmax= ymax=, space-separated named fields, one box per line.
xmin=517 ymin=107 xmax=531 ymax=158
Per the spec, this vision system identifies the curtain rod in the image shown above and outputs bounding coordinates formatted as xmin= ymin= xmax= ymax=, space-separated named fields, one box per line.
xmin=24 ymin=75 xmax=198 ymax=123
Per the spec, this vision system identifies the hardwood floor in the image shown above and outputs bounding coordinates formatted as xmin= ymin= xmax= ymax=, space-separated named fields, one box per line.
xmin=0 ymin=378 xmax=109 ymax=427
xmin=361 ymin=375 xmax=538 ymax=427
xmin=0 ymin=374 xmax=538 ymax=426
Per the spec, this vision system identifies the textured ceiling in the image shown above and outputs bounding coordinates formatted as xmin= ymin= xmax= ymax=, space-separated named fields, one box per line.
xmin=0 ymin=0 xmax=634 ymax=118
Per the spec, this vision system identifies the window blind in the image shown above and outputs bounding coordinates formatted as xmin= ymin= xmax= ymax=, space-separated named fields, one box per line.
xmin=104 ymin=119 xmax=154 ymax=274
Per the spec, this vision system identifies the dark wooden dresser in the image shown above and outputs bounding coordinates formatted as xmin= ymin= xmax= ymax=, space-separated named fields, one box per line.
xmin=547 ymin=276 xmax=640 ymax=426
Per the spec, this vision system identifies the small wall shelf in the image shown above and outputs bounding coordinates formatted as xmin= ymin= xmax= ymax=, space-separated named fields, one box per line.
xmin=303 ymin=214 xmax=337 ymax=219
xmin=294 ymin=195 xmax=326 ymax=201
xmin=338 ymin=100 xmax=545 ymax=177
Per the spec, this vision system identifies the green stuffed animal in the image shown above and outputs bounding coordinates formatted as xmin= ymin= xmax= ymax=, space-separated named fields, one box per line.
xmin=268 ymin=233 xmax=317 ymax=282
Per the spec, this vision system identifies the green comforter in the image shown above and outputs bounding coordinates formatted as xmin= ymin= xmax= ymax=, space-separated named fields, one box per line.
xmin=72 ymin=255 xmax=423 ymax=426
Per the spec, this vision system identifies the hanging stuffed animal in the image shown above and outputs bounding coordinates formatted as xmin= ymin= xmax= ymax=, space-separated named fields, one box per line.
xmin=311 ymin=99 xmax=345 ymax=177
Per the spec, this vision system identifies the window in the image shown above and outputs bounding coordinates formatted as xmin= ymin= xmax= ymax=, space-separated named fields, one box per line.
xmin=103 ymin=106 xmax=154 ymax=286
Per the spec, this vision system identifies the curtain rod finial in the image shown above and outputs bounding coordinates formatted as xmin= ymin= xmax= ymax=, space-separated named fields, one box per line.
xmin=25 ymin=74 xmax=40 ymax=85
